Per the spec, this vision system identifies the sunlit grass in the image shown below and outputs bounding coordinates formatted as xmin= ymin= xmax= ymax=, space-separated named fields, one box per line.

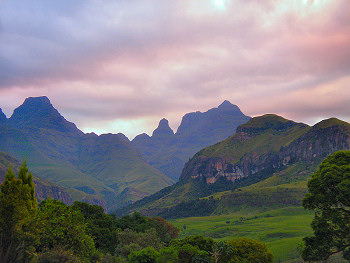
xmin=171 ymin=207 xmax=314 ymax=262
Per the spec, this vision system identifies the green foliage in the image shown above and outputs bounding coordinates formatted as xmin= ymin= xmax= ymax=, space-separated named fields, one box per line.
xmin=37 ymin=199 xmax=96 ymax=261
xmin=115 ymin=212 xmax=149 ymax=232
xmin=302 ymin=150 xmax=350 ymax=261
xmin=225 ymin=238 xmax=273 ymax=263
xmin=128 ymin=247 xmax=158 ymax=263
xmin=37 ymin=247 xmax=82 ymax=263
xmin=72 ymin=201 xmax=119 ymax=254
xmin=147 ymin=217 xmax=179 ymax=244
xmin=115 ymin=228 xmax=164 ymax=258
xmin=170 ymin=235 xmax=214 ymax=253
xmin=156 ymin=246 xmax=179 ymax=263
xmin=177 ymin=244 xmax=200 ymax=263
xmin=0 ymin=161 xmax=38 ymax=262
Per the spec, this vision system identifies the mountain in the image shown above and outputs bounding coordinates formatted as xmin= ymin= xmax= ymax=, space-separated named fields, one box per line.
xmin=132 ymin=101 xmax=251 ymax=180
xmin=116 ymin=115 xmax=350 ymax=218
xmin=0 ymin=109 xmax=6 ymax=123
xmin=0 ymin=96 xmax=173 ymax=211
xmin=0 ymin=151 xmax=72 ymax=205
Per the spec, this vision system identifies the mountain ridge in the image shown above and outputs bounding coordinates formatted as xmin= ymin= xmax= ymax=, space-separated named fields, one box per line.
xmin=132 ymin=101 xmax=251 ymax=180
xmin=115 ymin=115 xmax=350 ymax=218
xmin=0 ymin=96 xmax=173 ymax=211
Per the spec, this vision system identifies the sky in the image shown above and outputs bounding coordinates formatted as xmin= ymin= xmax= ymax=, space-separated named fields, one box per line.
xmin=0 ymin=0 xmax=349 ymax=139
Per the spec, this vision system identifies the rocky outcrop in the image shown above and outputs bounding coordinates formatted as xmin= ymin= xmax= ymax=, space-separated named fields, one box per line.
xmin=34 ymin=181 xmax=73 ymax=205
xmin=179 ymin=117 xmax=350 ymax=186
xmin=81 ymin=195 xmax=108 ymax=212
xmin=132 ymin=101 xmax=251 ymax=181
xmin=152 ymin=119 xmax=174 ymax=138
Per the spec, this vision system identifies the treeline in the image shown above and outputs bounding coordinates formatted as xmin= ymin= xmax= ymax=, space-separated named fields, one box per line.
xmin=0 ymin=161 xmax=273 ymax=262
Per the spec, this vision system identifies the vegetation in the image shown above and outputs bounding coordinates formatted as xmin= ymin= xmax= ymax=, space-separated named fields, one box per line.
xmin=302 ymin=150 xmax=350 ymax=261
xmin=0 ymin=161 xmax=274 ymax=262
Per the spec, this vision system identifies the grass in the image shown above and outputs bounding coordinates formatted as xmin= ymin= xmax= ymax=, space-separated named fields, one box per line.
xmin=171 ymin=206 xmax=315 ymax=263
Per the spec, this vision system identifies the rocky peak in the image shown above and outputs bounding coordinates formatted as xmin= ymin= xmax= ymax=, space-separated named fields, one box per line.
xmin=9 ymin=96 xmax=82 ymax=134
xmin=0 ymin=108 xmax=6 ymax=123
xmin=152 ymin=118 xmax=174 ymax=138
xmin=217 ymin=100 xmax=242 ymax=113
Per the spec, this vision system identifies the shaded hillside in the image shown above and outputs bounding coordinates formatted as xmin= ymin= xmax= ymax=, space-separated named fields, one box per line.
xmin=0 ymin=96 xmax=173 ymax=211
xmin=132 ymin=101 xmax=251 ymax=180
xmin=115 ymin=115 xmax=350 ymax=218
xmin=0 ymin=151 xmax=72 ymax=205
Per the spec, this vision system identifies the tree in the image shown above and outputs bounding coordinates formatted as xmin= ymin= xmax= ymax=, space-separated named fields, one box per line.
xmin=37 ymin=199 xmax=96 ymax=261
xmin=302 ymin=150 xmax=350 ymax=261
xmin=147 ymin=217 xmax=179 ymax=244
xmin=225 ymin=238 xmax=273 ymax=263
xmin=72 ymin=201 xmax=119 ymax=254
xmin=156 ymin=246 xmax=179 ymax=263
xmin=0 ymin=162 xmax=38 ymax=262
xmin=128 ymin=247 xmax=158 ymax=263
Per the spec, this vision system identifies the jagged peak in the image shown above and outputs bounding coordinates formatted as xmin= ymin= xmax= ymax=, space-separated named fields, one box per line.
xmin=217 ymin=100 xmax=240 ymax=111
xmin=9 ymin=96 xmax=82 ymax=134
xmin=152 ymin=118 xmax=174 ymax=138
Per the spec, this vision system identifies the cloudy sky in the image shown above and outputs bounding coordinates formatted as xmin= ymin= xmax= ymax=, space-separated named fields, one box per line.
xmin=0 ymin=0 xmax=349 ymax=139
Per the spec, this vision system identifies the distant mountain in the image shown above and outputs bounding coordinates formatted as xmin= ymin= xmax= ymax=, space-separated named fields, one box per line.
xmin=116 ymin=115 xmax=350 ymax=218
xmin=0 ymin=151 xmax=72 ymax=205
xmin=0 ymin=109 xmax=6 ymax=123
xmin=0 ymin=96 xmax=173 ymax=211
xmin=132 ymin=101 xmax=251 ymax=181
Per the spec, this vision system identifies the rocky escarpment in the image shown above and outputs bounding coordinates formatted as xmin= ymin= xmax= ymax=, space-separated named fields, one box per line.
xmin=279 ymin=118 xmax=350 ymax=165
xmin=179 ymin=116 xmax=350 ymax=186
xmin=33 ymin=181 xmax=72 ymax=204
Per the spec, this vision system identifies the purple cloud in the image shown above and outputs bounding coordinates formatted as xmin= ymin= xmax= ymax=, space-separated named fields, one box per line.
xmin=0 ymin=0 xmax=349 ymax=138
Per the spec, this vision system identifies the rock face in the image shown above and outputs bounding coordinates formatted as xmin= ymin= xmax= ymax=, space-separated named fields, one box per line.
xmin=132 ymin=101 xmax=251 ymax=181
xmin=152 ymin=119 xmax=174 ymax=138
xmin=179 ymin=116 xmax=350 ymax=185
xmin=0 ymin=96 xmax=173 ymax=211
xmin=0 ymin=151 xmax=72 ymax=205
xmin=115 ymin=115 xmax=350 ymax=218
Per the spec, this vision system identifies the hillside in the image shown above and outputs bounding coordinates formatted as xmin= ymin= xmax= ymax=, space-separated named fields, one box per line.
xmin=0 ymin=151 xmax=72 ymax=204
xmin=115 ymin=115 xmax=350 ymax=218
xmin=0 ymin=96 xmax=173 ymax=211
xmin=132 ymin=101 xmax=251 ymax=180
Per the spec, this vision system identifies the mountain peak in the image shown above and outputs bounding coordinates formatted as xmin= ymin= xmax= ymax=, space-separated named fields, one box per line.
xmin=152 ymin=118 xmax=174 ymax=138
xmin=217 ymin=100 xmax=241 ymax=111
xmin=9 ymin=96 xmax=82 ymax=134
xmin=313 ymin=118 xmax=350 ymax=130
xmin=0 ymin=108 xmax=6 ymax=123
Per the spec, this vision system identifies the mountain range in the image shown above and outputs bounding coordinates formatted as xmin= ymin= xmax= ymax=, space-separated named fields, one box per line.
xmin=0 ymin=96 xmax=173 ymax=211
xmin=115 ymin=115 xmax=350 ymax=218
xmin=132 ymin=100 xmax=251 ymax=180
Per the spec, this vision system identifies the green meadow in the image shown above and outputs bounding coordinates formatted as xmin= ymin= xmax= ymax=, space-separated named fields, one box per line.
xmin=172 ymin=207 xmax=315 ymax=263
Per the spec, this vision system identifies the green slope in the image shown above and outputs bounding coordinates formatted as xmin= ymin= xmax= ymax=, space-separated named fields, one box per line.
xmin=115 ymin=115 xmax=350 ymax=218
xmin=0 ymin=97 xmax=173 ymax=210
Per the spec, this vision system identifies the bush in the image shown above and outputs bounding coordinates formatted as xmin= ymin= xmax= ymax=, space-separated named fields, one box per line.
xmin=128 ymin=247 xmax=158 ymax=263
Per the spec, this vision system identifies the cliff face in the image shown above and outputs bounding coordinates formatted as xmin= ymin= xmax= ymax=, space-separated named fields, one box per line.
xmin=33 ymin=181 xmax=72 ymax=205
xmin=132 ymin=101 xmax=251 ymax=181
xmin=179 ymin=117 xmax=350 ymax=186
